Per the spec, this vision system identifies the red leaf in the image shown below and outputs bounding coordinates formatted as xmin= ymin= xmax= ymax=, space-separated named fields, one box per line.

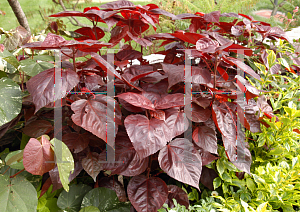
xmin=192 ymin=126 xmax=217 ymax=154
xmin=40 ymin=177 xmax=52 ymax=198
xmin=192 ymin=66 xmax=211 ymax=85
xmin=74 ymin=27 xmax=105 ymax=41
xmin=109 ymin=26 xmax=129 ymax=45
xmin=27 ymin=68 xmax=79 ymax=113
xmin=85 ymin=75 xmax=105 ymax=91
xmin=100 ymin=0 xmax=135 ymax=9
xmin=223 ymin=43 xmax=252 ymax=57
xmin=62 ymin=133 xmax=89 ymax=153
xmin=171 ymin=31 xmax=206 ymax=45
xmin=165 ymin=185 xmax=189 ymax=209
xmin=22 ymin=33 xmax=70 ymax=50
xmin=204 ymin=11 xmax=220 ymax=23
xmin=223 ymin=56 xmax=260 ymax=80
xmin=23 ymin=136 xmax=55 ymax=175
xmin=64 ymin=40 xmax=111 ymax=52
xmin=117 ymin=92 xmax=155 ymax=110
xmin=165 ymin=108 xmax=189 ymax=140
xmin=125 ymin=114 xmax=170 ymax=159
xmin=198 ymin=148 xmax=219 ymax=166
xmin=158 ymin=138 xmax=202 ymax=190
xmin=98 ymin=177 xmax=127 ymax=202
xmin=127 ymin=31 xmax=153 ymax=47
xmin=216 ymin=66 xmax=229 ymax=81
xmin=196 ymin=37 xmax=219 ymax=53
xmin=23 ymin=120 xmax=53 ymax=138
xmin=71 ymin=95 xmax=121 ymax=143
xmin=49 ymin=166 xmax=62 ymax=191
xmin=100 ymin=131 xmax=149 ymax=176
xmin=236 ymin=75 xmax=259 ymax=102
xmin=128 ymin=175 xmax=168 ymax=212
xmin=155 ymin=93 xmax=185 ymax=109
xmin=116 ymin=49 xmax=142 ymax=60
xmin=150 ymin=110 xmax=165 ymax=121
xmin=187 ymin=103 xmax=211 ymax=123
xmin=161 ymin=63 xmax=184 ymax=89
xmin=82 ymin=152 xmax=102 ymax=182
xmin=200 ymin=166 xmax=218 ymax=191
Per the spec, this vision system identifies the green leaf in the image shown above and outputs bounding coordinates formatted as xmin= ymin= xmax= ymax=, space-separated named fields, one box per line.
xmin=0 ymin=77 xmax=22 ymax=126
xmin=57 ymin=184 xmax=92 ymax=212
xmin=266 ymin=50 xmax=276 ymax=69
xmin=79 ymin=206 xmax=100 ymax=212
xmin=0 ymin=175 xmax=38 ymax=212
xmin=246 ymin=178 xmax=255 ymax=193
xmin=287 ymin=12 xmax=293 ymax=20
xmin=50 ymin=138 xmax=74 ymax=192
xmin=0 ymin=50 xmax=20 ymax=70
xmin=256 ymin=202 xmax=268 ymax=212
xmin=221 ymin=172 xmax=232 ymax=183
xmin=213 ymin=177 xmax=222 ymax=189
xmin=5 ymin=149 xmax=24 ymax=169
xmin=254 ymin=62 xmax=266 ymax=73
xmin=20 ymin=59 xmax=54 ymax=77
xmin=216 ymin=159 xmax=225 ymax=175
xmin=0 ymin=70 xmax=7 ymax=79
xmin=277 ymin=58 xmax=289 ymax=69
xmin=33 ymin=55 xmax=55 ymax=62
xmin=81 ymin=187 xmax=131 ymax=212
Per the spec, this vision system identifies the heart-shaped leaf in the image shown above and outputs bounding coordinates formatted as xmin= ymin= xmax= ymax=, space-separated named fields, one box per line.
xmin=204 ymin=11 xmax=220 ymax=23
xmin=200 ymin=166 xmax=218 ymax=191
xmin=0 ymin=78 xmax=22 ymax=126
xmin=22 ymin=120 xmax=53 ymax=138
xmin=196 ymin=37 xmax=219 ymax=53
xmin=125 ymin=114 xmax=169 ymax=159
xmin=158 ymin=138 xmax=202 ymax=190
xmin=165 ymin=108 xmax=189 ymax=140
xmin=192 ymin=126 xmax=217 ymax=154
xmin=117 ymin=92 xmax=155 ymax=110
xmin=187 ymin=103 xmax=211 ymax=123
xmin=74 ymin=27 xmax=105 ymax=41
xmin=62 ymin=133 xmax=89 ymax=153
xmin=57 ymin=184 xmax=92 ymax=212
xmin=20 ymin=59 xmax=54 ymax=77
xmin=71 ymin=95 xmax=121 ymax=143
xmin=100 ymin=131 xmax=149 ymax=176
xmin=127 ymin=175 xmax=168 ymax=212
xmin=0 ymin=175 xmax=38 ymax=212
xmin=155 ymin=93 xmax=185 ymax=109
xmin=82 ymin=152 xmax=102 ymax=182
xmin=23 ymin=136 xmax=55 ymax=175
xmin=26 ymin=68 xmax=79 ymax=113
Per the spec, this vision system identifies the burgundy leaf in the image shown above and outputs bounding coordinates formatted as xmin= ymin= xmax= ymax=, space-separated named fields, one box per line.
xmin=119 ymin=98 xmax=145 ymax=113
xmin=223 ymin=56 xmax=260 ymax=80
xmin=49 ymin=166 xmax=63 ymax=191
xmin=90 ymin=52 xmax=122 ymax=80
xmin=22 ymin=120 xmax=53 ymax=138
xmin=62 ymin=133 xmax=89 ymax=153
xmin=198 ymin=148 xmax=219 ymax=166
xmin=216 ymin=66 xmax=229 ymax=81
xmin=171 ymin=31 xmax=206 ymax=45
xmin=49 ymin=11 xmax=86 ymax=18
xmin=125 ymin=114 xmax=170 ymax=159
xmin=23 ymin=136 xmax=55 ymax=175
xmin=109 ymin=25 xmax=129 ymax=45
xmin=165 ymin=185 xmax=189 ymax=209
xmin=64 ymin=40 xmax=111 ymax=52
xmin=165 ymin=108 xmax=189 ymax=140
xmin=204 ymin=11 xmax=220 ymax=23
xmin=192 ymin=66 xmax=211 ymax=85
xmin=127 ymin=31 xmax=153 ymax=47
xmin=155 ymin=93 xmax=185 ymax=109
xmin=100 ymin=131 xmax=149 ymax=176
xmin=98 ymin=177 xmax=127 ymax=202
xmin=100 ymin=0 xmax=135 ymax=9
xmin=192 ymin=126 xmax=217 ymax=154
xmin=223 ymin=43 xmax=253 ymax=57
xmin=22 ymin=33 xmax=70 ymax=50
xmin=69 ymin=160 xmax=83 ymax=182
xmin=74 ymin=27 xmax=105 ymax=41
xmin=40 ymin=177 xmax=52 ymax=198
xmin=187 ymin=103 xmax=211 ymax=123
xmin=141 ymin=80 xmax=168 ymax=94
xmin=85 ymin=75 xmax=105 ymax=91
xmin=116 ymin=49 xmax=142 ymax=60
xmin=117 ymin=92 xmax=155 ymax=110
xmin=196 ymin=37 xmax=219 ymax=53
xmin=161 ymin=63 xmax=184 ymax=89
xmin=82 ymin=152 xmax=101 ymax=182
xmin=257 ymin=95 xmax=273 ymax=114
xmin=236 ymin=99 xmax=261 ymax=133
xmin=235 ymin=75 xmax=259 ymax=102
xmin=27 ymin=68 xmax=79 ymax=113
xmin=200 ymin=166 xmax=218 ymax=191
xmin=158 ymin=138 xmax=202 ymax=190
xmin=193 ymin=96 xmax=212 ymax=109
xmin=71 ymin=95 xmax=121 ymax=143
xmin=128 ymin=175 xmax=168 ymax=212
xmin=150 ymin=110 xmax=165 ymax=121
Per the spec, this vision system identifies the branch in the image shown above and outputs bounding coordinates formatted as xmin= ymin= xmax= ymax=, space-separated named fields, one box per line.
xmin=269 ymin=0 xmax=275 ymax=6
xmin=7 ymin=0 xmax=31 ymax=33
xmin=279 ymin=0 xmax=287 ymax=7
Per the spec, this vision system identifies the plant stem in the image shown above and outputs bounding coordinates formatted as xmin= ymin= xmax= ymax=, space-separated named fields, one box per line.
xmin=2 ymin=167 xmax=10 ymax=175
xmin=10 ymin=168 xmax=25 ymax=178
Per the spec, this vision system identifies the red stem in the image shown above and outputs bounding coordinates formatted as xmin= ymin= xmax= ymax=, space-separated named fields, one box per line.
xmin=10 ymin=168 xmax=25 ymax=178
